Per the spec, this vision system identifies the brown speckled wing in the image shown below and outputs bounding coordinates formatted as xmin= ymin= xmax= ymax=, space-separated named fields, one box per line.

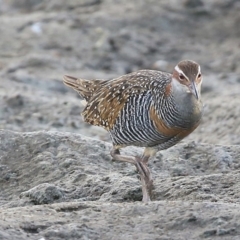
xmin=82 ymin=71 xmax=155 ymax=130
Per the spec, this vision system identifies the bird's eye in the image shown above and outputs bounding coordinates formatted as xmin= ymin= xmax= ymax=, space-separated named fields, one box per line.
xmin=198 ymin=73 xmax=201 ymax=78
xmin=179 ymin=74 xmax=185 ymax=80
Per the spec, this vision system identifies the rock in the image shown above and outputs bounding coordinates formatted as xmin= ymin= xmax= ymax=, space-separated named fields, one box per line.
xmin=151 ymin=60 xmax=172 ymax=72
xmin=184 ymin=0 xmax=203 ymax=8
xmin=20 ymin=183 xmax=65 ymax=204
xmin=5 ymin=94 xmax=24 ymax=108
xmin=0 ymin=130 xmax=240 ymax=239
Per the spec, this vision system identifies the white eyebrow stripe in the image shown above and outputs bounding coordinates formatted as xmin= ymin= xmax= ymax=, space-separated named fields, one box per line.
xmin=198 ymin=65 xmax=201 ymax=75
xmin=175 ymin=65 xmax=189 ymax=80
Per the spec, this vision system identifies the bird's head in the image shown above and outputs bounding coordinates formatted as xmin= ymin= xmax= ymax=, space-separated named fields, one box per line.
xmin=172 ymin=60 xmax=202 ymax=100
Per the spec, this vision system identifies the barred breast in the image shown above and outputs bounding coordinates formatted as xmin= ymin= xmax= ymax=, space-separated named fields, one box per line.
xmin=108 ymin=71 xmax=203 ymax=150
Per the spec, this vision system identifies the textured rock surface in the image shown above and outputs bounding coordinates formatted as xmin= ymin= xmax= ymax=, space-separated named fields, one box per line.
xmin=0 ymin=0 xmax=240 ymax=239
xmin=1 ymin=130 xmax=240 ymax=239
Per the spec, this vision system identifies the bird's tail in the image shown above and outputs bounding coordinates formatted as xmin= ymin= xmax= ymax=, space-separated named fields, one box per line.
xmin=63 ymin=75 xmax=105 ymax=101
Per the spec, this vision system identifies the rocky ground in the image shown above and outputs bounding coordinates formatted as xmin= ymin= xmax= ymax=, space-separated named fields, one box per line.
xmin=0 ymin=0 xmax=240 ymax=239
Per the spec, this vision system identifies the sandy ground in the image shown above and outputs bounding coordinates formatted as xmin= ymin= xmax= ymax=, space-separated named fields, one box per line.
xmin=0 ymin=0 xmax=240 ymax=239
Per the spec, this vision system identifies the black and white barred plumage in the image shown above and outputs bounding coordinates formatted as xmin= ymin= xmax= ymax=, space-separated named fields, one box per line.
xmin=63 ymin=60 xmax=203 ymax=203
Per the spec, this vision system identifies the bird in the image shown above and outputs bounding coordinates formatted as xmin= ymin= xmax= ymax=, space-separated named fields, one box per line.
xmin=63 ymin=60 xmax=203 ymax=203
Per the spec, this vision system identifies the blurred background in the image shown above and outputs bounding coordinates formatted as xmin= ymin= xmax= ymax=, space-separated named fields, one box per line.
xmin=0 ymin=0 xmax=239 ymax=145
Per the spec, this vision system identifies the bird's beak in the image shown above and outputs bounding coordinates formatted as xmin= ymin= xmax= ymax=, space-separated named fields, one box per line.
xmin=189 ymin=80 xmax=199 ymax=100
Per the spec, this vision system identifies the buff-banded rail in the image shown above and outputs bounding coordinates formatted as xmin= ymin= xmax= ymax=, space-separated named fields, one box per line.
xmin=63 ymin=60 xmax=203 ymax=203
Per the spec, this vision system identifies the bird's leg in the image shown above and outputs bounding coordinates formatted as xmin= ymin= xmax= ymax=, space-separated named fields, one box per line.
xmin=135 ymin=156 xmax=152 ymax=203
xmin=110 ymin=147 xmax=136 ymax=164
xmin=135 ymin=147 xmax=158 ymax=202
xmin=110 ymin=146 xmax=155 ymax=203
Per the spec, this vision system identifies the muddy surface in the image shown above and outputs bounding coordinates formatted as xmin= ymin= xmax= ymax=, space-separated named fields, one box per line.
xmin=0 ymin=0 xmax=240 ymax=239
